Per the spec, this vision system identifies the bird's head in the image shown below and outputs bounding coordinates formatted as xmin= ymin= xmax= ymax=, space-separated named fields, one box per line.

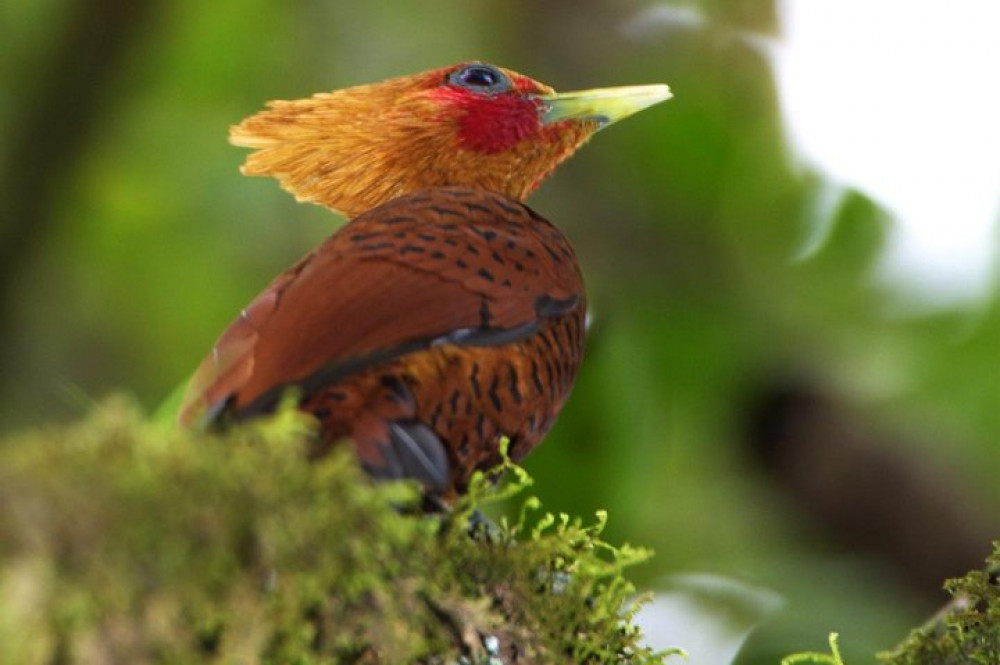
xmin=230 ymin=61 xmax=670 ymax=218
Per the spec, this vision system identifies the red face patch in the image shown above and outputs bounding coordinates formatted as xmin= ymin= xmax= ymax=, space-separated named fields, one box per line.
xmin=430 ymin=86 xmax=545 ymax=155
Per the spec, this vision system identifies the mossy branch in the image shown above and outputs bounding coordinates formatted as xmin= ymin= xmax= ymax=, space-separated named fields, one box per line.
xmin=0 ymin=398 xmax=673 ymax=664
xmin=878 ymin=542 xmax=1000 ymax=665
xmin=782 ymin=544 xmax=1000 ymax=665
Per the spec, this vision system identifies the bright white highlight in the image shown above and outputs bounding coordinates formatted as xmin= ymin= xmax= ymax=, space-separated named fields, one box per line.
xmin=775 ymin=0 xmax=1000 ymax=305
xmin=635 ymin=574 xmax=783 ymax=665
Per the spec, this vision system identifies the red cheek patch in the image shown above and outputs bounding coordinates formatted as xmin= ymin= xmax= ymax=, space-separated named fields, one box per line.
xmin=430 ymin=86 xmax=543 ymax=155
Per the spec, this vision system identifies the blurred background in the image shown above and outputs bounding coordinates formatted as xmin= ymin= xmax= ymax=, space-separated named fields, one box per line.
xmin=2 ymin=0 xmax=998 ymax=662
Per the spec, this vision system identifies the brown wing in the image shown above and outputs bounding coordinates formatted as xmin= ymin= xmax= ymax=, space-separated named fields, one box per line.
xmin=178 ymin=187 xmax=583 ymax=425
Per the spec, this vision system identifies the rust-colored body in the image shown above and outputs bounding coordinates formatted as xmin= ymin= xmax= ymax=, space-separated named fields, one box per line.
xmin=183 ymin=187 xmax=584 ymax=492
xmin=179 ymin=62 xmax=668 ymax=495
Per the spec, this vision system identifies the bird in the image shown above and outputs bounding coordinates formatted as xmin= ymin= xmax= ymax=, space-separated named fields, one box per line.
xmin=179 ymin=62 xmax=670 ymax=497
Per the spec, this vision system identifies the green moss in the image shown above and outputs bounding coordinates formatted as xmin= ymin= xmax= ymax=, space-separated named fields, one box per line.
xmin=0 ymin=398 xmax=674 ymax=664
xmin=781 ymin=633 xmax=846 ymax=665
xmin=878 ymin=543 xmax=1000 ymax=665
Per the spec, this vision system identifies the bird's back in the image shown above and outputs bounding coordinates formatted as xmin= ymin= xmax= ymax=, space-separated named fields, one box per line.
xmin=180 ymin=187 xmax=586 ymax=494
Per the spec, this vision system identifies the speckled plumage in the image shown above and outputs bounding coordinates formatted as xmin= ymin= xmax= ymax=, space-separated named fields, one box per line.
xmin=181 ymin=188 xmax=584 ymax=493
xmin=180 ymin=62 xmax=669 ymax=496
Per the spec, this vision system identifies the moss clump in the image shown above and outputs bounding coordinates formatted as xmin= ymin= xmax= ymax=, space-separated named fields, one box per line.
xmin=0 ymin=397 xmax=672 ymax=664
xmin=879 ymin=542 xmax=1000 ymax=665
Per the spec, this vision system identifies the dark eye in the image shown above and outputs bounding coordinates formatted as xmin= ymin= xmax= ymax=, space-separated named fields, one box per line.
xmin=447 ymin=63 xmax=512 ymax=95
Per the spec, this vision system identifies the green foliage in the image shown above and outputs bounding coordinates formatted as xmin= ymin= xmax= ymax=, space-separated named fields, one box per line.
xmin=0 ymin=399 xmax=675 ymax=664
xmin=781 ymin=633 xmax=846 ymax=665
xmin=4 ymin=2 xmax=1000 ymax=662
xmin=879 ymin=543 xmax=1000 ymax=665
xmin=779 ymin=544 xmax=1000 ymax=665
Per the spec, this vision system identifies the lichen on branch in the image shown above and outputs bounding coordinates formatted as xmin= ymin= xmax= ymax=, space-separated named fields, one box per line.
xmin=0 ymin=398 xmax=673 ymax=664
xmin=878 ymin=542 xmax=1000 ymax=664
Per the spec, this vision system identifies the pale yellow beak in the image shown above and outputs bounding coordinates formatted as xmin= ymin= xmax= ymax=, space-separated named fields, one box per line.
xmin=539 ymin=83 xmax=672 ymax=128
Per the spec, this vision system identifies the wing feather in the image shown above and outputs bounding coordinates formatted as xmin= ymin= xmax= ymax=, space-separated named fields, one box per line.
xmin=178 ymin=187 xmax=582 ymax=426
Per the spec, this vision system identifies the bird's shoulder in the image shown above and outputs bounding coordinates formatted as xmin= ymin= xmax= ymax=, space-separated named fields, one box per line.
xmin=178 ymin=187 xmax=583 ymax=425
